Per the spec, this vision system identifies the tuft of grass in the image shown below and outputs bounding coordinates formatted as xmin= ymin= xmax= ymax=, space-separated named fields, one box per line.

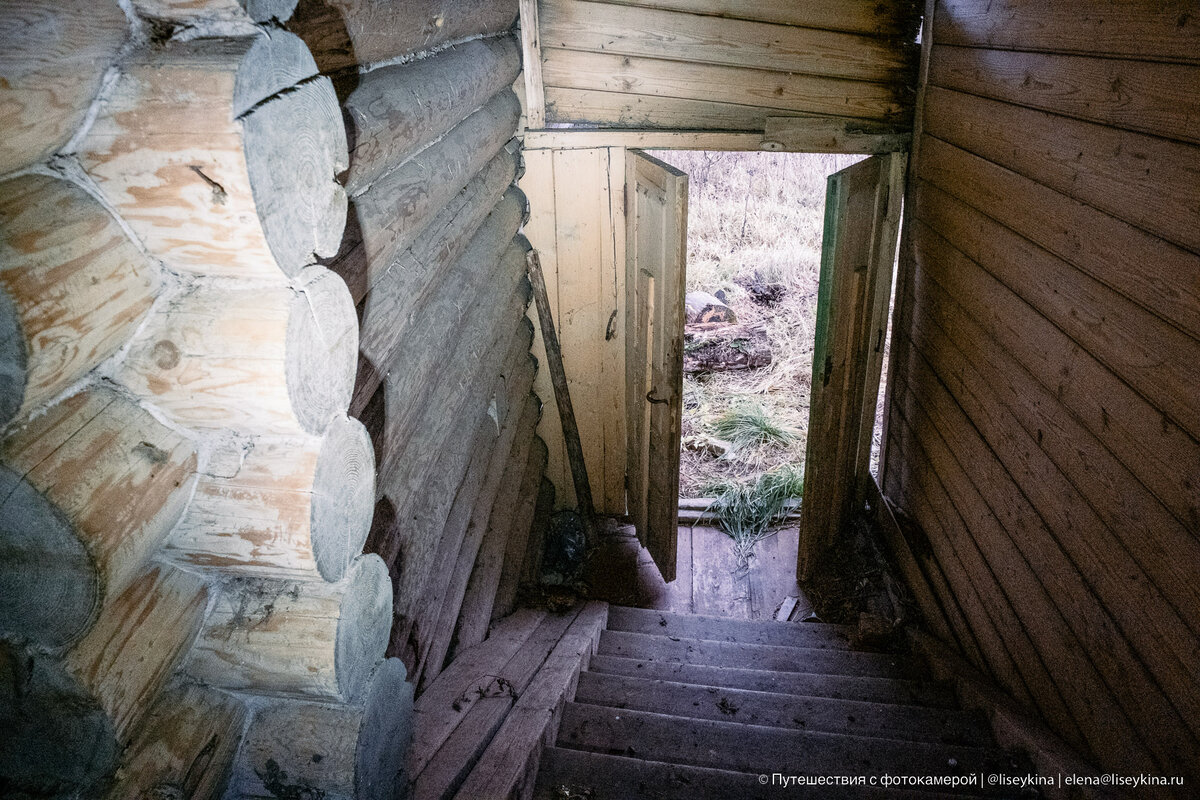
xmin=700 ymin=463 xmax=805 ymax=559
xmin=710 ymin=402 xmax=797 ymax=450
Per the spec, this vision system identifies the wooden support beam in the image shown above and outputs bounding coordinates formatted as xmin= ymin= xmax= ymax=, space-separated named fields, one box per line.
xmin=518 ymin=0 xmax=546 ymax=128
xmin=0 ymin=173 xmax=157 ymax=427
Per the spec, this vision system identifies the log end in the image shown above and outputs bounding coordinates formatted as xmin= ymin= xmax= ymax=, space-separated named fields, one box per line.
xmin=311 ymin=414 xmax=375 ymax=582
xmin=335 ymin=555 xmax=393 ymax=704
xmin=244 ymin=77 xmax=348 ymax=275
xmin=287 ymin=266 xmax=358 ymax=435
xmin=0 ymin=643 xmax=119 ymax=796
xmin=0 ymin=466 xmax=99 ymax=648
xmin=354 ymin=657 xmax=414 ymax=799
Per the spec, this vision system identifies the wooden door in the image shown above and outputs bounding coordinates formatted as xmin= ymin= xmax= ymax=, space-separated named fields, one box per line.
xmin=624 ymin=150 xmax=687 ymax=582
xmin=798 ymin=153 xmax=905 ymax=579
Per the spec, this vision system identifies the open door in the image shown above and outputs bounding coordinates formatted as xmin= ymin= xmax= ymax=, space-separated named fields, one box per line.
xmin=625 ymin=150 xmax=688 ymax=582
xmin=798 ymin=153 xmax=905 ymax=579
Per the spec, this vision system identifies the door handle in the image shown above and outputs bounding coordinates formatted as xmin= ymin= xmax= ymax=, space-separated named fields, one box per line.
xmin=646 ymin=390 xmax=670 ymax=405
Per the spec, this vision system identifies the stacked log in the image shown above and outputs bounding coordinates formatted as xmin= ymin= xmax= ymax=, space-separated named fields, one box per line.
xmin=79 ymin=31 xmax=347 ymax=279
xmin=115 ymin=266 xmax=357 ymax=435
xmin=0 ymin=174 xmax=158 ymax=426
xmin=2 ymin=1 xmax=401 ymax=793
xmin=185 ymin=555 xmax=391 ymax=702
xmin=0 ymin=387 xmax=197 ymax=647
xmin=0 ymin=0 xmax=128 ymax=174
xmin=225 ymin=657 xmax=414 ymax=799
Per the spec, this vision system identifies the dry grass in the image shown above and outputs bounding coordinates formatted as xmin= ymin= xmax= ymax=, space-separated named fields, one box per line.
xmin=650 ymin=150 xmax=870 ymax=497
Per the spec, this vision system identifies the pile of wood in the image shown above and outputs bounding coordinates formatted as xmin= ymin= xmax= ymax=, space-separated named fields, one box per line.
xmin=682 ymin=291 xmax=772 ymax=373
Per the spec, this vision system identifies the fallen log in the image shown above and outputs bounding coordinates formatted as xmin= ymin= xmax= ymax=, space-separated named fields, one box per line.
xmin=685 ymin=290 xmax=736 ymax=324
xmin=683 ymin=322 xmax=772 ymax=373
xmin=79 ymin=33 xmax=347 ymax=278
xmin=0 ymin=173 xmax=157 ymax=426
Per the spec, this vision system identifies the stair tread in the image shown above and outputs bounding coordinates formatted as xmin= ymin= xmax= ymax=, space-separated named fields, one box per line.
xmin=556 ymin=703 xmax=1024 ymax=792
xmin=534 ymin=747 xmax=990 ymax=800
xmin=598 ymin=629 xmax=913 ymax=679
xmin=587 ymin=655 xmax=957 ymax=707
xmin=606 ymin=605 xmax=854 ymax=650
xmin=574 ymin=671 xmax=993 ymax=746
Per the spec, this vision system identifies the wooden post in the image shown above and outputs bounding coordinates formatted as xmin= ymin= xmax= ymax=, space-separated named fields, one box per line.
xmin=519 ymin=0 xmax=547 ymax=129
xmin=526 ymin=248 xmax=596 ymax=537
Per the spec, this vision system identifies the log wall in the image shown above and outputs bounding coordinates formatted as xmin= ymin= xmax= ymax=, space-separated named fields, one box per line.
xmin=1 ymin=0 xmax=541 ymax=796
xmin=884 ymin=0 xmax=1200 ymax=785
xmin=532 ymin=0 xmax=920 ymax=137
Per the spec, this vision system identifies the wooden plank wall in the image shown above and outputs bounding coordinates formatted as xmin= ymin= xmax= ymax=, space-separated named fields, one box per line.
xmin=537 ymin=0 xmax=920 ymax=133
xmin=884 ymin=0 xmax=1200 ymax=784
xmin=520 ymin=145 xmax=628 ymax=514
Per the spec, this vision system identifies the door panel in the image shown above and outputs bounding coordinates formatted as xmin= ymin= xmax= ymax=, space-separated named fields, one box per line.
xmin=798 ymin=153 xmax=905 ymax=579
xmin=625 ymin=150 xmax=687 ymax=582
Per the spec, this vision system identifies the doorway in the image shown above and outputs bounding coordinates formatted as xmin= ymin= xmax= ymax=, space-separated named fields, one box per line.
xmin=519 ymin=145 xmax=904 ymax=605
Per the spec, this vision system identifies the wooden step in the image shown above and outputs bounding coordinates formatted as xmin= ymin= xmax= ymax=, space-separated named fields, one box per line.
xmin=598 ymin=629 xmax=911 ymax=679
xmin=556 ymin=704 xmax=1023 ymax=792
xmin=534 ymin=748 xmax=984 ymax=800
xmin=606 ymin=605 xmax=854 ymax=650
xmin=451 ymin=602 xmax=608 ymax=800
xmin=587 ymin=655 xmax=957 ymax=707
xmin=574 ymin=671 xmax=993 ymax=746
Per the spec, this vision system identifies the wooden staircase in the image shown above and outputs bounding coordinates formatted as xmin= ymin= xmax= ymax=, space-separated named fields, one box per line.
xmin=532 ymin=606 xmax=1036 ymax=799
